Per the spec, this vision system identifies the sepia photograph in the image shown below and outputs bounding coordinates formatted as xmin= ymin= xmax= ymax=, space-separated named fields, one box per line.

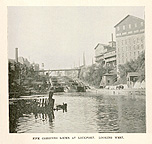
xmin=8 ymin=6 xmax=146 ymax=133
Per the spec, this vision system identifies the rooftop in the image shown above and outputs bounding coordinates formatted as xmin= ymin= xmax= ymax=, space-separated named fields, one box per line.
xmin=127 ymin=72 xmax=139 ymax=77
xmin=114 ymin=15 xmax=144 ymax=28
xmin=94 ymin=43 xmax=111 ymax=50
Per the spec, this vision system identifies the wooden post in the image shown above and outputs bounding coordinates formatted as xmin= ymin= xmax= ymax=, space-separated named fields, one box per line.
xmin=49 ymin=90 xmax=55 ymax=110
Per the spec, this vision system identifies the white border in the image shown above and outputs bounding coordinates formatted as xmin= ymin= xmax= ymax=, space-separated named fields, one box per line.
xmin=1 ymin=0 xmax=152 ymax=144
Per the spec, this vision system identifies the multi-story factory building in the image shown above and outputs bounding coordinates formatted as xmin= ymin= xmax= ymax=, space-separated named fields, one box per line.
xmin=114 ymin=15 xmax=145 ymax=72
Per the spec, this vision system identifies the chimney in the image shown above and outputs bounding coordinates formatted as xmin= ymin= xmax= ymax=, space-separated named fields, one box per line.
xmin=15 ymin=48 xmax=18 ymax=62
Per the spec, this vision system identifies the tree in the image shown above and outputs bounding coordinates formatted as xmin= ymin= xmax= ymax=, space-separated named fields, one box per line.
xmin=118 ymin=51 xmax=145 ymax=83
xmin=79 ymin=62 xmax=106 ymax=86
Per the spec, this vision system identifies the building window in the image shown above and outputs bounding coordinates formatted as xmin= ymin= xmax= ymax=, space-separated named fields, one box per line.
xmin=122 ymin=54 xmax=124 ymax=63
xmin=128 ymin=39 xmax=130 ymax=45
xmin=141 ymin=37 xmax=144 ymax=43
xmin=129 ymin=24 xmax=131 ymax=29
xmin=113 ymin=62 xmax=116 ymax=67
xmin=137 ymin=45 xmax=139 ymax=49
xmin=107 ymin=63 xmax=110 ymax=67
xmin=117 ymin=27 xmax=120 ymax=31
xmin=117 ymin=41 xmax=119 ymax=46
xmin=122 ymin=57 xmax=124 ymax=63
xmin=135 ymin=23 xmax=137 ymax=27
xmin=138 ymin=51 xmax=140 ymax=55
xmin=133 ymin=39 xmax=136 ymax=44
xmin=108 ymin=80 xmax=110 ymax=83
xmin=137 ymin=38 xmax=139 ymax=43
xmin=134 ymin=45 xmax=135 ymax=50
xmin=119 ymin=59 xmax=120 ymax=63
xmin=125 ymin=40 xmax=127 ymax=45
xmin=130 ymin=38 xmax=133 ymax=44
xmin=134 ymin=52 xmax=136 ymax=57
xmin=141 ymin=44 xmax=144 ymax=49
xmin=123 ymin=25 xmax=125 ymax=30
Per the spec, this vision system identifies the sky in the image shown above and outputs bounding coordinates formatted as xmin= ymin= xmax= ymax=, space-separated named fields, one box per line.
xmin=8 ymin=6 xmax=144 ymax=69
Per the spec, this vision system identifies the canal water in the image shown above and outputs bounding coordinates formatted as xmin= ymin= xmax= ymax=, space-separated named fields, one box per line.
xmin=9 ymin=92 xmax=146 ymax=133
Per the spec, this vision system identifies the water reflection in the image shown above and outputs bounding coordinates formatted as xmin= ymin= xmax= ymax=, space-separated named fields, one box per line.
xmin=9 ymin=97 xmax=56 ymax=133
xmin=9 ymin=93 xmax=146 ymax=133
xmin=95 ymin=96 xmax=119 ymax=133
xmin=95 ymin=95 xmax=146 ymax=133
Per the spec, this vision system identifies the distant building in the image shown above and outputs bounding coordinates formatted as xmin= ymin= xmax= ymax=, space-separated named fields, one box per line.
xmin=104 ymin=48 xmax=116 ymax=68
xmin=94 ymin=43 xmax=115 ymax=63
xmin=94 ymin=41 xmax=116 ymax=68
xmin=95 ymin=42 xmax=117 ymax=87
xmin=24 ymin=58 xmax=30 ymax=67
xmin=114 ymin=15 xmax=145 ymax=72
xmin=18 ymin=57 xmax=24 ymax=65
xmin=100 ymin=72 xmax=117 ymax=88
xmin=32 ymin=63 xmax=39 ymax=71
xmin=18 ymin=57 xmax=30 ymax=67
xmin=127 ymin=72 xmax=139 ymax=88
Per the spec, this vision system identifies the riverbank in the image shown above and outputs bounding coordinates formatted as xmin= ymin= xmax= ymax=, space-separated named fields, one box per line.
xmin=86 ymin=88 xmax=145 ymax=97
xmin=77 ymin=78 xmax=145 ymax=97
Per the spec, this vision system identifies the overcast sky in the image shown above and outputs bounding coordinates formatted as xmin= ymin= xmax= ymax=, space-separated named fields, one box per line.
xmin=8 ymin=7 xmax=144 ymax=69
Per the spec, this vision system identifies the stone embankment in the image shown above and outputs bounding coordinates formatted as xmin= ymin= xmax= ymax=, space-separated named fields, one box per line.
xmin=86 ymin=88 xmax=145 ymax=97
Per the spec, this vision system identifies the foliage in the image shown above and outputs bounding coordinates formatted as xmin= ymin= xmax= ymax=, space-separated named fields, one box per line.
xmin=9 ymin=61 xmax=48 ymax=98
xmin=79 ymin=62 xmax=107 ymax=86
xmin=118 ymin=51 xmax=145 ymax=82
